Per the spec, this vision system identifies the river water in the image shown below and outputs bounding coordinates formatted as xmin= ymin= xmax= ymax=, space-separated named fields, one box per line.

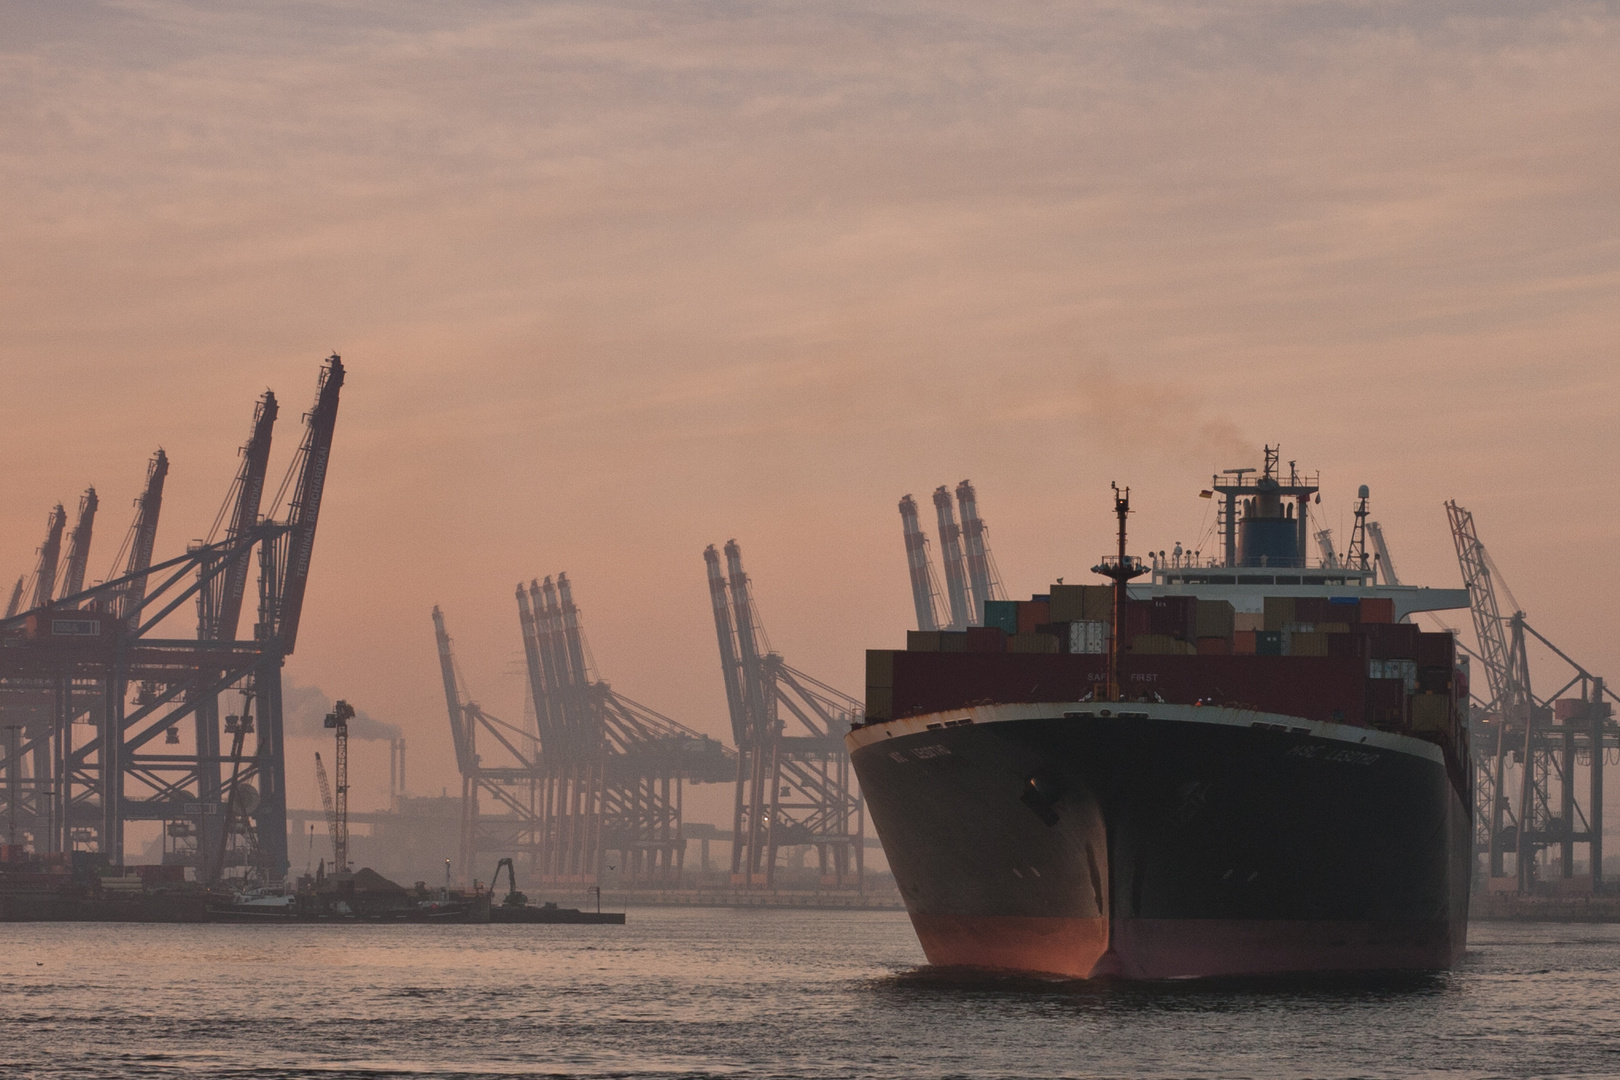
xmin=2 ymin=911 xmax=1616 ymax=1078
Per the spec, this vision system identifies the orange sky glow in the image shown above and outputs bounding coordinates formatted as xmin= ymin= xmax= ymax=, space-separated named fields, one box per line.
xmin=2 ymin=1 xmax=1617 ymax=821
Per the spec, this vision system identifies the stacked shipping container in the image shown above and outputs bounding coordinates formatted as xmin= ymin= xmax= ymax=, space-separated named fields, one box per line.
xmin=878 ymin=589 xmax=1459 ymax=746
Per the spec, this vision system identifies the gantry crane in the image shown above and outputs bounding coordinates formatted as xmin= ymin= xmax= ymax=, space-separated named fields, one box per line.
xmin=0 ymin=356 xmax=344 ymax=877
xmin=705 ymin=540 xmax=864 ymax=890
xmin=1447 ymin=500 xmax=1616 ymax=892
xmin=434 ymin=592 xmax=731 ymax=888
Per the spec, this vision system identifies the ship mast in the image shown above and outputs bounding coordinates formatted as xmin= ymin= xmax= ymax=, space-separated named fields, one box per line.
xmin=1092 ymin=483 xmax=1148 ymax=703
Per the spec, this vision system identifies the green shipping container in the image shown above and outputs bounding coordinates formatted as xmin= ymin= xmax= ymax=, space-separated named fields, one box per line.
xmin=983 ymin=600 xmax=1020 ymax=635
xmin=1256 ymin=630 xmax=1284 ymax=656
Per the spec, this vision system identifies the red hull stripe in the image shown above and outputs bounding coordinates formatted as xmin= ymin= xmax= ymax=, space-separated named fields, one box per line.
xmin=912 ymin=914 xmax=1463 ymax=979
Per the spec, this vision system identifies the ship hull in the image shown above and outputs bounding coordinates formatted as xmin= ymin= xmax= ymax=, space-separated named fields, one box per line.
xmin=850 ymin=704 xmax=1470 ymax=979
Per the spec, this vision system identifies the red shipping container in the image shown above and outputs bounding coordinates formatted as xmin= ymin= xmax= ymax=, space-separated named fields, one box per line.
xmin=1360 ymin=597 xmax=1395 ymax=624
xmin=1150 ymin=596 xmax=1197 ymax=640
xmin=1234 ymin=630 xmax=1258 ymax=655
xmin=965 ymin=626 xmax=1007 ymax=653
xmin=1196 ymin=636 xmax=1232 ymax=655
xmin=1326 ymin=632 xmax=1366 ymax=660
xmin=1364 ymin=622 xmax=1420 ymax=660
xmin=1327 ymin=598 xmax=1362 ymax=623
xmin=1416 ymin=631 xmax=1454 ymax=670
xmin=1123 ymin=601 xmax=1154 ymax=640
xmin=1294 ymin=597 xmax=1330 ymax=624
xmin=1017 ymin=601 xmax=1051 ymax=636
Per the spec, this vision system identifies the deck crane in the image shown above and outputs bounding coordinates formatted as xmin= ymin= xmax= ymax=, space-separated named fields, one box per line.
xmin=29 ymin=505 xmax=67 ymax=611
xmin=898 ymin=495 xmax=947 ymax=632
xmin=931 ymin=487 xmax=972 ymax=629
xmin=56 ymin=488 xmax=98 ymax=603
xmin=955 ymin=480 xmax=1004 ymax=623
xmin=106 ymin=449 xmax=168 ymax=625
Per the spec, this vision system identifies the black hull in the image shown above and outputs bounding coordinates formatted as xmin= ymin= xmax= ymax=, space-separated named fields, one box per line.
xmin=850 ymin=704 xmax=1471 ymax=978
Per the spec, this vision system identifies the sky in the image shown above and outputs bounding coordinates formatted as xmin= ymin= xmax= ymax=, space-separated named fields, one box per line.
xmin=2 ymin=0 xmax=1617 ymax=820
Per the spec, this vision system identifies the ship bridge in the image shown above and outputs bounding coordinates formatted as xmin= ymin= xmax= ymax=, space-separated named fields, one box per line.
xmin=1137 ymin=447 xmax=1468 ymax=622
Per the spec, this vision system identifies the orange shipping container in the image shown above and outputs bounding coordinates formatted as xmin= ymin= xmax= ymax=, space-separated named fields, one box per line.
xmin=1017 ymin=601 xmax=1051 ymax=636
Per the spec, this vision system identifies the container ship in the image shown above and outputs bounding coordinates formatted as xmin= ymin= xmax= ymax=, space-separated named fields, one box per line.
xmin=851 ymin=453 xmax=1473 ymax=978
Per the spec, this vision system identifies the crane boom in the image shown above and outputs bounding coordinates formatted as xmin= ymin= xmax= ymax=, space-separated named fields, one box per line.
xmin=932 ymin=487 xmax=971 ymax=629
xmin=30 ymin=505 xmax=67 ymax=611
xmin=725 ymin=540 xmax=770 ymax=746
xmin=1446 ymin=500 xmax=1525 ymax=716
xmin=110 ymin=449 xmax=168 ymax=625
xmin=898 ymin=495 xmax=945 ymax=632
xmin=955 ymin=480 xmax=1003 ymax=622
xmin=206 ymin=391 xmax=277 ymax=641
xmin=314 ymin=751 xmax=337 ymax=865
xmin=704 ymin=545 xmax=749 ymax=746
xmin=57 ymin=488 xmax=98 ymax=603
xmin=1366 ymin=521 xmax=1400 ymax=586
xmin=431 ymin=606 xmax=477 ymax=775
xmin=3 ymin=577 xmax=22 ymax=618
xmin=515 ymin=583 xmax=556 ymax=752
xmin=271 ymin=355 xmax=343 ymax=653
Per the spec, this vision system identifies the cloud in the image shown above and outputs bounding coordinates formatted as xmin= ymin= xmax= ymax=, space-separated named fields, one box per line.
xmin=281 ymin=679 xmax=401 ymax=741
